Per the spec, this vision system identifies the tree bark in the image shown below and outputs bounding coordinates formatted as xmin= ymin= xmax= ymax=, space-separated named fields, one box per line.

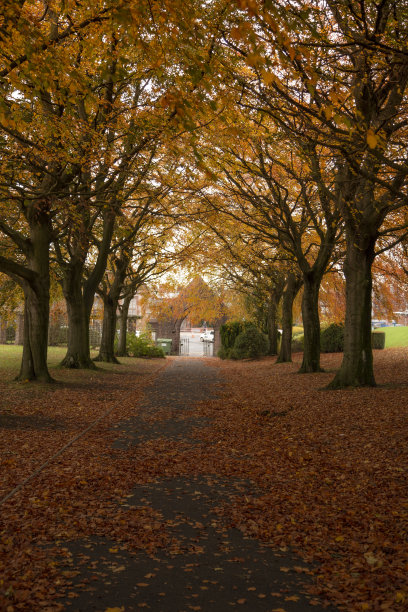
xmin=277 ymin=272 xmax=302 ymax=363
xmin=116 ymin=294 xmax=131 ymax=357
xmin=265 ymin=278 xmax=285 ymax=355
xmin=266 ymin=299 xmax=279 ymax=355
xmin=16 ymin=299 xmax=35 ymax=380
xmin=327 ymin=239 xmax=376 ymax=388
xmin=299 ymin=272 xmax=323 ymax=373
xmin=95 ymin=296 xmax=119 ymax=363
xmin=95 ymin=251 xmax=129 ymax=363
xmin=171 ymin=318 xmax=184 ymax=355
xmin=59 ymin=211 xmax=116 ymax=369
xmin=14 ymin=211 xmax=53 ymax=382
xmin=60 ymin=260 xmax=95 ymax=369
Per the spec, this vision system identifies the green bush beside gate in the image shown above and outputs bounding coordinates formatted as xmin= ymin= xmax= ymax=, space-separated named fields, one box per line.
xmin=219 ymin=321 xmax=269 ymax=359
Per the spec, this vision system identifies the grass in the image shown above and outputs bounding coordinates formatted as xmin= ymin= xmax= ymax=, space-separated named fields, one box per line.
xmin=373 ymin=325 xmax=408 ymax=348
xmin=292 ymin=324 xmax=408 ymax=348
xmin=0 ymin=345 xmax=68 ymax=371
xmin=0 ymin=344 xmax=141 ymax=381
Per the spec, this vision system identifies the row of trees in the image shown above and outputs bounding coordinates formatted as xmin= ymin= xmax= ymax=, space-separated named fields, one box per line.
xmin=1 ymin=0 xmax=408 ymax=387
xmin=185 ymin=0 xmax=408 ymax=387
xmin=0 ymin=0 xmax=225 ymax=380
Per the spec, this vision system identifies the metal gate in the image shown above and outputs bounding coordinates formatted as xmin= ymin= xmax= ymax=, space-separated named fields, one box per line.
xmin=179 ymin=337 xmax=189 ymax=356
xmin=202 ymin=340 xmax=214 ymax=356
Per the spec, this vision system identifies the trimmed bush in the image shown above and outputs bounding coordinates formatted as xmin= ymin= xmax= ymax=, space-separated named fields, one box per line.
xmin=290 ymin=323 xmax=386 ymax=353
xmin=321 ymin=323 xmax=344 ymax=353
xmin=126 ymin=333 xmax=165 ymax=358
xmin=232 ymin=326 xmax=269 ymax=359
xmin=221 ymin=320 xmax=246 ymax=350
xmin=372 ymin=331 xmax=385 ymax=349
xmin=217 ymin=346 xmax=231 ymax=360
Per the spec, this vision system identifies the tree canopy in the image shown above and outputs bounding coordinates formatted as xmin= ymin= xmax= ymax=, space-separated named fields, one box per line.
xmin=1 ymin=0 xmax=408 ymax=387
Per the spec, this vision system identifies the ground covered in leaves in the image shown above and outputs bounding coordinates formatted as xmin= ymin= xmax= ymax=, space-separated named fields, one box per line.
xmin=0 ymin=349 xmax=407 ymax=611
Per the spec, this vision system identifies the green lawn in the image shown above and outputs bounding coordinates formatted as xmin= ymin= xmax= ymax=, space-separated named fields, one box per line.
xmin=373 ymin=325 xmax=408 ymax=348
xmin=0 ymin=345 xmax=69 ymax=371
xmin=0 ymin=345 xmax=116 ymax=378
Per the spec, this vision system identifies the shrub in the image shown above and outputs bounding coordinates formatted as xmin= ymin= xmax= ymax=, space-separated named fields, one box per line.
xmin=220 ymin=321 xmax=244 ymax=350
xmin=217 ymin=346 xmax=231 ymax=360
xmin=321 ymin=323 xmax=344 ymax=353
xmin=220 ymin=320 xmax=256 ymax=350
xmin=290 ymin=324 xmax=386 ymax=353
xmin=372 ymin=331 xmax=385 ymax=349
xmin=232 ymin=326 xmax=269 ymax=359
xmin=126 ymin=333 xmax=165 ymax=358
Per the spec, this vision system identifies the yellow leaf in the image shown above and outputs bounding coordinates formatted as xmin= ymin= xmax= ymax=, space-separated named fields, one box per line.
xmin=366 ymin=129 xmax=378 ymax=149
xmin=230 ymin=26 xmax=243 ymax=40
xmin=246 ymin=53 xmax=263 ymax=68
xmin=108 ymin=547 xmax=118 ymax=553
xmin=104 ymin=608 xmax=124 ymax=612
xmin=364 ymin=552 xmax=383 ymax=568
xmin=262 ymin=71 xmax=275 ymax=85
xmin=288 ymin=46 xmax=296 ymax=61
xmin=395 ymin=591 xmax=406 ymax=603
xmin=324 ymin=106 xmax=333 ymax=120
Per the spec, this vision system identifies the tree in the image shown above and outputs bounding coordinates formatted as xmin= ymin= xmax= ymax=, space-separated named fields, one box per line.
xmin=0 ymin=0 xmax=229 ymax=377
xmin=146 ymin=276 xmax=227 ymax=354
xmin=224 ymin=0 xmax=408 ymax=386
xmin=0 ymin=2 xmax=139 ymax=380
xmin=197 ymin=117 xmax=342 ymax=371
xmin=191 ymin=208 xmax=302 ymax=362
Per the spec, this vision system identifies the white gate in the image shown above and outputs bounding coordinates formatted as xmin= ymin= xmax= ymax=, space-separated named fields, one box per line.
xmin=179 ymin=337 xmax=190 ymax=356
xmin=202 ymin=340 xmax=214 ymax=356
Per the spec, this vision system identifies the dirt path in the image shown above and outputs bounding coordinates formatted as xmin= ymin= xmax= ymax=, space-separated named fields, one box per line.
xmin=59 ymin=358 xmax=335 ymax=612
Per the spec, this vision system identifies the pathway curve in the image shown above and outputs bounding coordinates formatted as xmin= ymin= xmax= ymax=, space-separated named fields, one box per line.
xmin=61 ymin=358 xmax=335 ymax=611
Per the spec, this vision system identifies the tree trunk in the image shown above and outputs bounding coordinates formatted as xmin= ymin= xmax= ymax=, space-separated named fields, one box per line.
xmin=15 ymin=213 xmax=52 ymax=383
xmin=266 ymin=299 xmax=279 ymax=355
xmin=299 ymin=273 xmax=323 ymax=373
xmin=277 ymin=272 xmax=302 ymax=363
xmin=327 ymin=240 xmax=376 ymax=388
xmin=116 ymin=295 xmax=131 ymax=357
xmin=171 ymin=318 xmax=184 ymax=355
xmin=16 ymin=299 xmax=35 ymax=381
xmin=60 ymin=262 xmax=95 ymax=369
xmin=265 ymin=278 xmax=285 ymax=355
xmin=95 ymin=296 xmax=119 ymax=363
xmin=59 ymin=211 xmax=116 ymax=369
xmin=96 ymin=249 xmax=129 ymax=363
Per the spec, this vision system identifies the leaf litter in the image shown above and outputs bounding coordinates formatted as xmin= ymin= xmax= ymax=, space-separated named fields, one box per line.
xmin=0 ymin=350 xmax=407 ymax=611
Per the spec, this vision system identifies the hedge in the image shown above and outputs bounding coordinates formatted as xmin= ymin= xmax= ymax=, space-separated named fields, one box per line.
xmin=321 ymin=323 xmax=344 ymax=353
xmin=372 ymin=331 xmax=386 ymax=350
xmin=219 ymin=322 xmax=269 ymax=359
xmin=291 ymin=323 xmax=385 ymax=353
xmin=231 ymin=326 xmax=269 ymax=359
xmin=126 ymin=333 xmax=165 ymax=358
